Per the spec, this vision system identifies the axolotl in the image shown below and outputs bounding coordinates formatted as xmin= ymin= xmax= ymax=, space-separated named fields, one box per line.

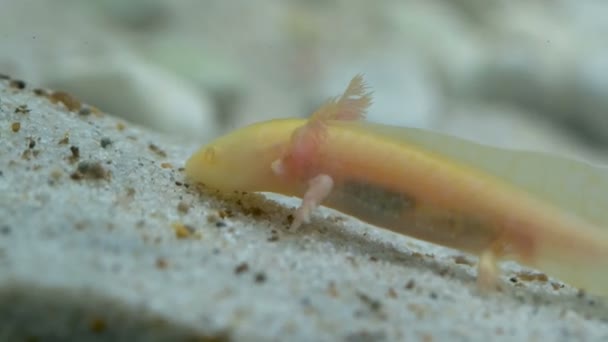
xmin=185 ymin=75 xmax=608 ymax=296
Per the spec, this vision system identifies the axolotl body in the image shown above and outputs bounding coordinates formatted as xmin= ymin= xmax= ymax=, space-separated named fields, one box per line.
xmin=185 ymin=75 xmax=608 ymax=296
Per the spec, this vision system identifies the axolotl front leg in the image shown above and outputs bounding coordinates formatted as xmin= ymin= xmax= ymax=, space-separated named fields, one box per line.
xmin=270 ymin=154 xmax=335 ymax=230
xmin=289 ymin=174 xmax=334 ymax=230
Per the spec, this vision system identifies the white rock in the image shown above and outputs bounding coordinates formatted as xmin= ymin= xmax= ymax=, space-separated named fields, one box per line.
xmin=45 ymin=50 xmax=218 ymax=142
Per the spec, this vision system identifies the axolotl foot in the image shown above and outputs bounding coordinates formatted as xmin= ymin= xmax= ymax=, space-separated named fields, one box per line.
xmin=291 ymin=174 xmax=334 ymax=230
xmin=477 ymin=247 xmax=500 ymax=293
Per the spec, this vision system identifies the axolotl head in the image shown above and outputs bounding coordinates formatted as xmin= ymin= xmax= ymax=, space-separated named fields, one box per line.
xmin=184 ymin=118 xmax=304 ymax=192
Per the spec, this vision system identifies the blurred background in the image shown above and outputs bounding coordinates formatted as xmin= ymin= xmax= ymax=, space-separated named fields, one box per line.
xmin=1 ymin=0 xmax=608 ymax=163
